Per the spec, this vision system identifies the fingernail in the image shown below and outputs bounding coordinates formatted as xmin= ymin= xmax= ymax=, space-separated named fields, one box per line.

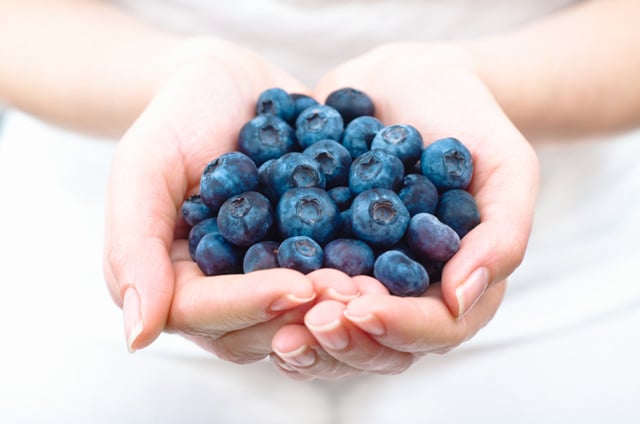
xmin=275 ymin=345 xmax=317 ymax=368
xmin=123 ymin=287 xmax=143 ymax=353
xmin=455 ymin=267 xmax=489 ymax=319
xmin=306 ymin=318 xmax=349 ymax=351
xmin=343 ymin=310 xmax=385 ymax=336
xmin=326 ymin=287 xmax=360 ymax=302
xmin=269 ymin=292 xmax=316 ymax=312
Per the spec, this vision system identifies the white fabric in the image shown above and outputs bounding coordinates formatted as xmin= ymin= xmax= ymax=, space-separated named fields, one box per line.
xmin=2 ymin=0 xmax=640 ymax=422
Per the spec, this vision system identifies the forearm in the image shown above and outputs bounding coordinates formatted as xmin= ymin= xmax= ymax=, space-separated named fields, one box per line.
xmin=466 ymin=0 xmax=640 ymax=139
xmin=0 ymin=0 xmax=209 ymax=137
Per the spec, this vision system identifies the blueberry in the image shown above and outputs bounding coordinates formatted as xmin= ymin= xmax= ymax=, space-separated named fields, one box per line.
xmin=188 ymin=217 xmax=220 ymax=260
xmin=255 ymin=87 xmax=295 ymax=123
xmin=351 ymin=188 xmax=410 ymax=248
xmin=325 ymin=87 xmax=375 ymax=124
xmin=277 ymin=236 xmax=323 ymax=274
xmin=406 ymin=213 xmax=460 ymax=262
xmin=276 ymin=187 xmax=341 ymax=245
xmin=257 ymin=158 xmax=278 ymax=203
xmin=243 ymin=240 xmax=280 ymax=273
xmin=349 ymin=149 xmax=404 ymax=195
xmin=181 ymin=194 xmax=213 ymax=227
xmin=397 ymin=174 xmax=439 ymax=216
xmin=295 ymin=105 xmax=344 ymax=149
xmin=338 ymin=208 xmax=354 ymax=238
xmin=436 ymin=189 xmax=481 ymax=238
xmin=327 ymin=186 xmax=353 ymax=211
xmin=217 ymin=191 xmax=273 ymax=247
xmin=420 ymin=137 xmax=473 ymax=191
xmin=371 ymin=124 xmax=423 ymax=167
xmin=422 ymin=260 xmax=444 ymax=284
xmin=194 ymin=232 xmax=243 ymax=276
xmin=270 ymin=152 xmax=326 ymax=198
xmin=238 ymin=114 xmax=297 ymax=167
xmin=200 ymin=151 xmax=259 ymax=213
xmin=303 ymin=139 xmax=352 ymax=188
xmin=341 ymin=116 xmax=384 ymax=158
xmin=323 ymin=238 xmax=375 ymax=277
xmin=373 ymin=250 xmax=429 ymax=297
xmin=290 ymin=93 xmax=319 ymax=122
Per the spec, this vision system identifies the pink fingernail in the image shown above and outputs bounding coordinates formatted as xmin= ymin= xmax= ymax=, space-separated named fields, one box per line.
xmin=123 ymin=287 xmax=143 ymax=353
xmin=275 ymin=345 xmax=317 ymax=368
xmin=343 ymin=310 xmax=385 ymax=336
xmin=455 ymin=267 xmax=489 ymax=319
xmin=269 ymin=292 xmax=316 ymax=312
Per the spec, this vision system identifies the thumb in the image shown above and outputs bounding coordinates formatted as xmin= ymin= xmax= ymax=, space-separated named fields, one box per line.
xmin=104 ymin=112 xmax=186 ymax=352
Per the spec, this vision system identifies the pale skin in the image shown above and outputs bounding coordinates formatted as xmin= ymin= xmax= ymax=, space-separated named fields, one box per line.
xmin=1 ymin=0 xmax=639 ymax=380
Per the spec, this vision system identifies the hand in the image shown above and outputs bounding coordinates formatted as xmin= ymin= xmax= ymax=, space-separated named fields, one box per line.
xmin=103 ymin=38 xmax=323 ymax=361
xmin=270 ymin=42 xmax=540 ymax=379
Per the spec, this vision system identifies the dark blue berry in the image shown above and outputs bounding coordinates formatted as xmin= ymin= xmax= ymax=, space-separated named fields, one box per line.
xmin=255 ymin=87 xmax=295 ymax=123
xmin=341 ymin=116 xmax=384 ymax=158
xmin=351 ymin=188 xmax=410 ymax=248
xmin=217 ymin=191 xmax=273 ymax=247
xmin=436 ymin=189 xmax=481 ymax=238
xmin=420 ymin=137 xmax=473 ymax=192
xmin=238 ymin=114 xmax=296 ymax=167
xmin=277 ymin=236 xmax=323 ymax=274
xmin=181 ymin=194 xmax=213 ymax=227
xmin=327 ymin=186 xmax=353 ymax=211
xmin=290 ymin=93 xmax=319 ymax=122
xmin=325 ymin=87 xmax=375 ymax=124
xmin=188 ymin=217 xmax=220 ymax=260
xmin=276 ymin=187 xmax=341 ymax=245
xmin=406 ymin=213 xmax=460 ymax=262
xmin=194 ymin=232 xmax=243 ymax=276
xmin=373 ymin=250 xmax=429 ymax=297
xmin=243 ymin=240 xmax=280 ymax=273
xmin=371 ymin=124 xmax=423 ymax=167
xmin=295 ymin=105 xmax=344 ymax=149
xmin=270 ymin=152 xmax=326 ymax=198
xmin=398 ymin=174 xmax=439 ymax=216
xmin=349 ymin=149 xmax=404 ymax=195
xmin=323 ymin=238 xmax=375 ymax=277
xmin=200 ymin=151 xmax=259 ymax=213
xmin=303 ymin=139 xmax=352 ymax=188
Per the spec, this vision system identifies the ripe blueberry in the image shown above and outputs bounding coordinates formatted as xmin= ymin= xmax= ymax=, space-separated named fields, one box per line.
xmin=374 ymin=250 xmax=429 ymax=297
xmin=420 ymin=137 xmax=473 ymax=191
xmin=325 ymin=87 xmax=375 ymax=124
xmin=238 ymin=114 xmax=296 ymax=167
xmin=406 ymin=213 xmax=460 ymax=262
xmin=295 ymin=105 xmax=344 ymax=149
xmin=277 ymin=236 xmax=323 ymax=274
xmin=323 ymin=238 xmax=375 ymax=277
xmin=349 ymin=149 xmax=404 ymax=195
xmin=217 ymin=191 xmax=273 ymax=247
xmin=350 ymin=188 xmax=410 ymax=248
xmin=200 ymin=151 xmax=259 ymax=213
xmin=276 ymin=187 xmax=341 ymax=245
xmin=436 ymin=189 xmax=481 ymax=238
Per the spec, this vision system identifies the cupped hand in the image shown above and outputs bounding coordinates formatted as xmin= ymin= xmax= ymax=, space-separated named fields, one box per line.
xmin=271 ymin=42 xmax=540 ymax=379
xmin=103 ymin=38 xmax=327 ymax=360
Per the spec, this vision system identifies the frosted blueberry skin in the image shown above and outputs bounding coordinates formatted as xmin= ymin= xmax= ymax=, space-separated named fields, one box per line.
xmin=255 ymin=87 xmax=296 ymax=124
xmin=350 ymin=188 xmax=410 ymax=249
xmin=200 ymin=151 xmax=259 ymax=213
xmin=303 ymin=139 xmax=352 ymax=189
xmin=420 ymin=137 xmax=473 ymax=192
xmin=238 ymin=114 xmax=297 ymax=167
xmin=194 ymin=232 xmax=243 ymax=276
xmin=270 ymin=152 xmax=327 ymax=199
xmin=327 ymin=186 xmax=353 ymax=211
xmin=276 ymin=187 xmax=341 ymax=245
xmin=295 ymin=105 xmax=344 ymax=149
xmin=436 ymin=189 xmax=481 ymax=238
xmin=348 ymin=149 xmax=405 ymax=195
xmin=217 ymin=191 xmax=274 ymax=247
xmin=277 ymin=236 xmax=323 ymax=274
xmin=323 ymin=238 xmax=375 ymax=277
xmin=181 ymin=194 xmax=213 ymax=227
xmin=371 ymin=124 xmax=423 ymax=168
xmin=406 ymin=213 xmax=460 ymax=262
xmin=325 ymin=87 xmax=375 ymax=124
xmin=243 ymin=240 xmax=280 ymax=273
xmin=374 ymin=250 xmax=430 ymax=297
xmin=188 ymin=217 xmax=220 ymax=260
xmin=398 ymin=173 xmax=439 ymax=216
xmin=290 ymin=93 xmax=319 ymax=122
xmin=342 ymin=116 xmax=384 ymax=159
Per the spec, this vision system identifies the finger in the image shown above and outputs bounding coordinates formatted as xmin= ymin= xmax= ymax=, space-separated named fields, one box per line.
xmin=307 ymin=268 xmax=361 ymax=303
xmin=167 ymin=264 xmax=315 ymax=339
xmin=305 ymin=300 xmax=415 ymax=374
xmin=343 ymin=280 xmax=507 ymax=353
xmin=271 ymin=323 xmax=362 ymax=380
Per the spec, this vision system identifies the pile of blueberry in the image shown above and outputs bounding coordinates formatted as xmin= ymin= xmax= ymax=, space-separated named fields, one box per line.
xmin=181 ymin=87 xmax=480 ymax=297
